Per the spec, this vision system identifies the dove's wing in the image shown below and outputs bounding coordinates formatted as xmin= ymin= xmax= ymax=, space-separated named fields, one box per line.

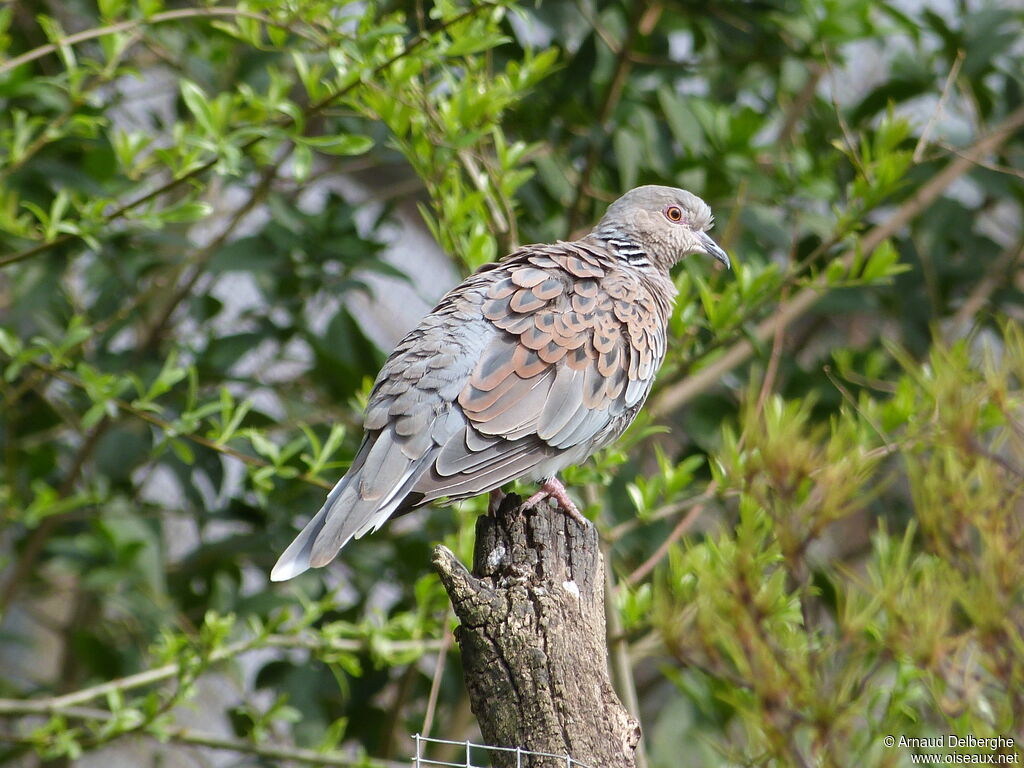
xmin=411 ymin=241 xmax=670 ymax=503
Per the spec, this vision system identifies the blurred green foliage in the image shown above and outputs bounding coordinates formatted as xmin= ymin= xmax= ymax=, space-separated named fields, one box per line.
xmin=0 ymin=0 xmax=1022 ymax=766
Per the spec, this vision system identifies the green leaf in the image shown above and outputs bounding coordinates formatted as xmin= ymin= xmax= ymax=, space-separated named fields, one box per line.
xmin=302 ymin=134 xmax=374 ymax=156
xmin=292 ymin=142 xmax=312 ymax=182
xmin=161 ymin=200 xmax=213 ymax=223
xmin=97 ymin=0 xmax=127 ymax=19
xmin=248 ymin=431 xmax=280 ymax=464
xmin=658 ymin=87 xmax=705 ymax=152
xmin=180 ymin=80 xmax=216 ymax=135
xmin=213 ymin=389 xmax=253 ymax=446
xmin=446 ymin=33 xmax=511 ymax=57
xmin=169 ymin=438 xmax=195 ymax=465
xmin=0 ymin=328 xmax=22 ymax=357
xmin=860 ymin=239 xmax=909 ymax=283
xmin=145 ymin=350 xmax=188 ymax=401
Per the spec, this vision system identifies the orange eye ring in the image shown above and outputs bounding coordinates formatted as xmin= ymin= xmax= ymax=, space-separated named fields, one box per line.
xmin=665 ymin=206 xmax=683 ymax=223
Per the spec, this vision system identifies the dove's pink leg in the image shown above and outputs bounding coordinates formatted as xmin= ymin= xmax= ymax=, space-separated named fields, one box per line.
xmin=524 ymin=477 xmax=589 ymax=526
xmin=488 ymin=488 xmax=506 ymax=515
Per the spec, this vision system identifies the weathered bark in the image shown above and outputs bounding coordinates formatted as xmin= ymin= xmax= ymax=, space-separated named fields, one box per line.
xmin=432 ymin=493 xmax=640 ymax=768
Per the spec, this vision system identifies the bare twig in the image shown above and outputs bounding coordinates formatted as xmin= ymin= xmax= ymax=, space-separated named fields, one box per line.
xmin=914 ymin=50 xmax=965 ymax=163
xmin=934 ymin=140 xmax=1024 ymax=180
xmin=420 ymin=609 xmax=455 ymax=738
xmin=717 ymin=178 xmax=748 ymax=253
xmin=159 ymin=728 xmax=409 ymax=768
xmin=968 ymin=438 xmax=1024 ymax=480
xmin=573 ymin=0 xmax=621 ymax=53
xmin=0 ymin=633 xmax=441 ymax=713
xmin=605 ymin=489 xmax=711 ymax=541
xmin=776 ymin=62 xmax=824 ymax=147
xmin=946 ymin=239 xmax=1024 ymax=340
xmin=753 ymin=288 xmax=789 ymax=419
xmin=623 ymin=484 xmax=713 ymax=586
xmin=140 ymin=154 xmax=284 ymax=352
xmin=457 ymin=150 xmax=509 ymax=234
xmin=822 ymin=47 xmax=867 ymax=178
xmin=823 ymin=365 xmax=896 ymax=456
xmin=603 ymin=549 xmax=648 ymax=768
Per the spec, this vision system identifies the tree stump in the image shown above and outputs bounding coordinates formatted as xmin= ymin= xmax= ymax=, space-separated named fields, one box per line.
xmin=432 ymin=493 xmax=640 ymax=768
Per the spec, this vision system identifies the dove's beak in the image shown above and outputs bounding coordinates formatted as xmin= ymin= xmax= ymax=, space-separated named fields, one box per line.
xmin=698 ymin=231 xmax=731 ymax=270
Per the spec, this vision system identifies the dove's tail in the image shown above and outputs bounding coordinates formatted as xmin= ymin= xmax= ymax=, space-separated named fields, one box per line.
xmin=270 ymin=431 xmax=427 ymax=581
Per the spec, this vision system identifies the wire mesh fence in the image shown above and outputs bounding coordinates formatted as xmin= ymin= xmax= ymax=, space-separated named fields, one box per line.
xmin=410 ymin=734 xmax=594 ymax=768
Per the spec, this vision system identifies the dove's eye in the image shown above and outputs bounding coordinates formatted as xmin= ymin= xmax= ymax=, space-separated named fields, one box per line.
xmin=665 ymin=206 xmax=683 ymax=223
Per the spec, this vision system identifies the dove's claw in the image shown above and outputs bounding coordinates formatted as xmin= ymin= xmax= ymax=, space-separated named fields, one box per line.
xmin=487 ymin=488 xmax=506 ymax=516
xmin=525 ymin=477 xmax=589 ymax=527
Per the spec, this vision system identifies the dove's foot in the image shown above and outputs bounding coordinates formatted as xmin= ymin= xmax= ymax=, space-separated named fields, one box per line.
xmin=525 ymin=477 xmax=589 ymax=527
xmin=487 ymin=488 xmax=506 ymax=515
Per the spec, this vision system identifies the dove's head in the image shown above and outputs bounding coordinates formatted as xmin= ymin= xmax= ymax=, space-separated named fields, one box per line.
xmin=593 ymin=185 xmax=730 ymax=272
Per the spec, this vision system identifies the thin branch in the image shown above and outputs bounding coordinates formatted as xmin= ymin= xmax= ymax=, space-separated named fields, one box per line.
xmin=603 ymin=548 xmax=648 ymax=768
xmin=420 ymin=608 xmax=455 ymax=739
xmin=623 ymin=484 xmax=713 ymax=586
xmin=0 ymin=7 xmax=325 ymax=77
xmin=164 ymin=729 xmax=410 ymax=768
xmin=823 ymin=365 xmax=896 ymax=458
xmin=776 ymin=61 xmax=824 ymax=147
xmin=753 ymin=288 xmax=789 ymax=419
xmin=604 ymin=489 xmax=710 ymax=541
xmin=822 ymin=47 xmax=866 ymax=179
xmin=946 ymin=239 xmax=1024 ymax=340
xmin=0 ymin=418 xmax=111 ymax=613
xmin=0 ymin=710 xmax=410 ymax=768
xmin=0 ymin=633 xmax=441 ymax=714
xmin=717 ymin=178 xmax=748 ymax=253
xmin=139 ymin=152 xmax=284 ymax=352
xmin=967 ymin=438 xmax=1024 ymax=480
xmin=457 ymin=150 xmax=509 ymax=234
xmin=913 ymin=50 xmax=964 ymax=163
xmin=933 ymin=139 xmax=1024 ymax=180
xmin=573 ymin=0 xmax=620 ymax=53
xmin=564 ymin=0 xmax=646 ymax=235
xmin=649 ymin=103 xmax=1024 ymax=418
